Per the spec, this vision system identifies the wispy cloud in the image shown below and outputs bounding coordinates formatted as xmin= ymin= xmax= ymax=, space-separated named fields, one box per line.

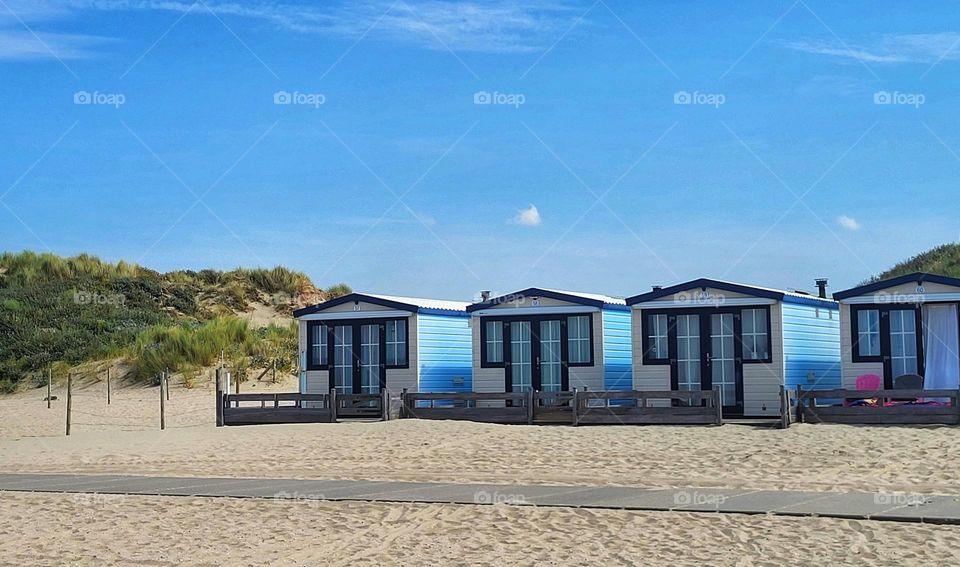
xmin=781 ymin=33 xmax=960 ymax=65
xmin=0 ymin=1 xmax=110 ymax=60
xmin=70 ymin=0 xmax=583 ymax=54
xmin=511 ymin=204 xmax=541 ymax=226
xmin=837 ymin=215 xmax=861 ymax=231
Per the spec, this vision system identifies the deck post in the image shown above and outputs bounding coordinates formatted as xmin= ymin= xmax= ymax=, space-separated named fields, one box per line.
xmin=779 ymin=385 xmax=789 ymax=429
xmin=713 ymin=387 xmax=722 ymax=426
xmin=400 ymin=388 xmax=409 ymax=419
xmin=381 ymin=389 xmax=390 ymax=421
xmin=955 ymin=389 xmax=960 ymax=424
xmin=572 ymin=389 xmax=581 ymax=427
xmin=159 ymin=374 xmax=166 ymax=431
xmin=526 ymin=389 xmax=535 ymax=425
xmin=215 ymin=368 xmax=224 ymax=427
xmin=65 ymin=372 xmax=72 ymax=436
xmin=330 ymin=389 xmax=338 ymax=423
xmin=795 ymin=386 xmax=804 ymax=423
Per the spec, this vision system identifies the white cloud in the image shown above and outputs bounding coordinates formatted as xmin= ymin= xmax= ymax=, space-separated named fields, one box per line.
xmin=67 ymin=0 xmax=583 ymax=54
xmin=0 ymin=29 xmax=108 ymax=60
xmin=511 ymin=204 xmax=541 ymax=226
xmin=837 ymin=215 xmax=861 ymax=231
xmin=781 ymin=33 xmax=960 ymax=65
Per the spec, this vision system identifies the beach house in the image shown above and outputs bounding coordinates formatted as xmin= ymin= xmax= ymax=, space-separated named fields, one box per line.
xmin=627 ymin=278 xmax=841 ymax=417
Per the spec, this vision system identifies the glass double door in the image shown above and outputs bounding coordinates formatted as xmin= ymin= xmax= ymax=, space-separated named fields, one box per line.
xmin=506 ymin=318 xmax=566 ymax=392
xmin=670 ymin=311 xmax=743 ymax=415
xmin=331 ymin=322 xmax=384 ymax=394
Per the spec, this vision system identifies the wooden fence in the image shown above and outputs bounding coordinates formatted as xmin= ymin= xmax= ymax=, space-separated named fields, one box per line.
xmin=220 ymin=393 xmax=334 ymax=426
xmin=795 ymin=387 xmax=960 ymax=425
xmin=573 ymin=390 xmax=722 ymax=426
xmin=401 ymin=389 xmax=723 ymax=426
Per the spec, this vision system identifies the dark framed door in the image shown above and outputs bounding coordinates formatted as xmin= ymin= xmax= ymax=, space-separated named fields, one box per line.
xmin=330 ymin=321 xmax=388 ymax=394
xmin=667 ymin=310 xmax=744 ymax=416
xmin=880 ymin=308 xmax=923 ymax=387
xmin=504 ymin=316 xmax=571 ymax=392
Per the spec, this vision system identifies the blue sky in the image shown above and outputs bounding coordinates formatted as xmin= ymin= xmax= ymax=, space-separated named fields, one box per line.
xmin=1 ymin=1 xmax=959 ymax=301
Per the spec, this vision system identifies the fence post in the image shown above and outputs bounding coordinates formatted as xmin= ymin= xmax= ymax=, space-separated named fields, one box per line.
xmin=795 ymin=386 xmax=804 ymax=424
xmin=215 ymin=368 xmax=224 ymax=427
xmin=159 ymin=374 xmax=166 ymax=430
xmin=526 ymin=389 xmax=535 ymax=425
xmin=714 ymin=387 xmax=723 ymax=425
xmin=65 ymin=372 xmax=72 ymax=436
xmin=400 ymin=388 xmax=408 ymax=419
xmin=572 ymin=388 xmax=581 ymax=426
xmin=381 ymin=389 xmax=390 ymax=421
xmin=106 ymin=367 xmax=111 ymax=405
xmin=165 ymin=368 xmax=170 ymax=401
xmin=47 ymin=368 xmax=52 ymax=409
xmin=330 ymin=388 xmax=338 ymax=423
xmin=779 ymin=385 xmax=789 ymax=429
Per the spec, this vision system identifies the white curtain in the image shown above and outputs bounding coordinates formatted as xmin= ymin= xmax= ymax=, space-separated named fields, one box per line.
xmin=923 ymin=304 xmax=960 ymax=390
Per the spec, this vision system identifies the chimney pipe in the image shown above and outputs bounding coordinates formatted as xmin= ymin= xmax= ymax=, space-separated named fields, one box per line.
xmin=480 ymin=290 xmax=491 ymax=301
xmin=815 ymin=279 xmax=828 ymax=299
xmin=652 ymin=285 xmax=662 ymax=291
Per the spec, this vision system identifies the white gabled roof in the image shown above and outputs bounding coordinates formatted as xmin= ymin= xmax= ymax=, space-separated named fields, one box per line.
xmin=362 ymin=293 xmax=471 ymax=312
xmin=537 ymin=288 xmax=627 ymax=306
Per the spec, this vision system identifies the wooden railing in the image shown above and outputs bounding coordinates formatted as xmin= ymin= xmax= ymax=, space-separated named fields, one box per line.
xmin=573 ymin=389 xmax=722 ymax=426
xmin=796 ymin=387 xmax=960 ymax=425
xmin=334 ymin=392 xmax=389 ymax=420
xmin=400 ymin=389 xmax=723 ymax=426
xmin=220 ymin=393 xmax=333 ymax=426
xmin=401 ymin=392 xmax=531 ymax=424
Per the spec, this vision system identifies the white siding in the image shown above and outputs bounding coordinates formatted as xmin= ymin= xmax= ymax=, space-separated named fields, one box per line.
xmin=742 ymin=302 xmax=783 ymax=417
xmin=839 ymin=303 xmax=884 ymax=388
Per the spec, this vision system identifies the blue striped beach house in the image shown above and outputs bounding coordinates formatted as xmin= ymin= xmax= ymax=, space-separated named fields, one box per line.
xmin=294 ymin=293 xmax=472 ymax=396
xmin=627 ymin=279 xmax=841 ymax=418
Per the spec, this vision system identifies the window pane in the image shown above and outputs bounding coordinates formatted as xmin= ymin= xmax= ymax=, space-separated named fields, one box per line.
xmin=857 ymin=310 xmax=881 ymax=357
xmin=568 ymin=315 xmax=591 ymax=364
xmin=647 ymin=314 xmax=669 ymax=359
xmin=742 ymin=309 xmax=769 ymax=361
xmin=311 ymin=324 xmax=327 ymax=366
xmin=485 ymin=321 xmax=503 ymax=363
xmin=386 ymin=320 xmax=407 ymax=366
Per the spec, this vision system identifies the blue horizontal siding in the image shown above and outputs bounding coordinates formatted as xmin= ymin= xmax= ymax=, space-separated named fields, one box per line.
xmin=417 ymin=313 xmax=473 ymax=392
xmin=602 ymin=309 xmax=633 ymax=391
xmin=782 ymin=303 xmax=841 ymax=392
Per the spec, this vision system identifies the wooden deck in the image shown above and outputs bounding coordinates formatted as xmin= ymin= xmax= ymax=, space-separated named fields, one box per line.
xmin=401 ymin=389 xmax=723 ymax=426
xmin=796 ymin=387 xmax=960 ymax=425
xmin=219 ymin=393 xmax=334 ymax=426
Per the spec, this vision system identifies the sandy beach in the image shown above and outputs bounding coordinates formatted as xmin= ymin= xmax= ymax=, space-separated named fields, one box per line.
xmin=2 ymin=491 xmax=959 ymax=566
xmin=3 ymin=383 xmax=960 ymax=566
xmin=1 ymin=384 xmax=958 ymax=494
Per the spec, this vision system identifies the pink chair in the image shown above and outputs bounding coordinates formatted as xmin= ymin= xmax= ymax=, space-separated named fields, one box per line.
xmin=855 ymin=374 xmax=883 ymax=390
xmin=843 ymin=374 xmax=883 ymax=406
